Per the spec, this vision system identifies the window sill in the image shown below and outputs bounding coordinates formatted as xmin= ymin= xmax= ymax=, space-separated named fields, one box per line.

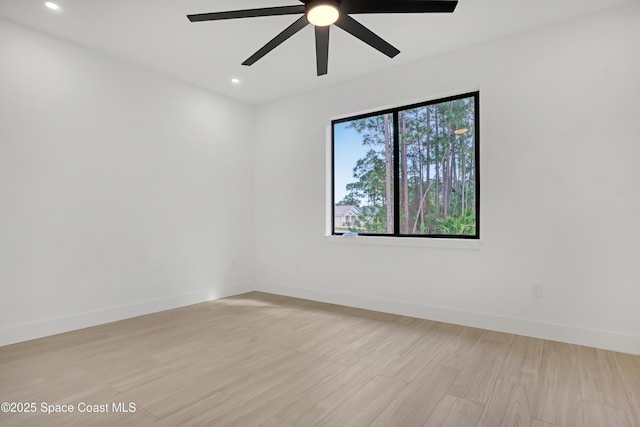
xmin=323 ymin=235 xmax=481 ymax=250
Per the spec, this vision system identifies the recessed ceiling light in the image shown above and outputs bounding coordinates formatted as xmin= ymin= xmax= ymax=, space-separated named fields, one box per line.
xmin=231 ymin=78 xmax=240 ymax=84
xmin=45 ymin=2 xmax=61 ymax=11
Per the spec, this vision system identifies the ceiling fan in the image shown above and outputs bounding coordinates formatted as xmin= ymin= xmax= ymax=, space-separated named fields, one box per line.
xmin=187 ymin=0 xmax=458 ymax=76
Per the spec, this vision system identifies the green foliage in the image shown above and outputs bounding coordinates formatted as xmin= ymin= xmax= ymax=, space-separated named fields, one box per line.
xmin=356 ymin=206 xmax=389 ymax=233
xmin=434 ymin=212 xmax=476 ymax=235
xmin=344 ymin=149 xmax=386 ymax=207
xmin=420 ymin=213 xmax=439 ymax=234
xmin=337 ymin=194 xmax=360 ymax=207
xmin=348 ymin=116 xmax=389 ymax=147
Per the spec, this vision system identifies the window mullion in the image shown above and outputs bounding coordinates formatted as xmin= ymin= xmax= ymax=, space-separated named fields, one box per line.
xmin=392 ymin=111 xmax=400 ymax=236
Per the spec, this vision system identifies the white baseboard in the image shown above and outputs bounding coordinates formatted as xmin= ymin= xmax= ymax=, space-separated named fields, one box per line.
xmin=256 ymin=283 xmax=640 ymax=356
xmin=0 ymin=285 xmax=252 ymax=347
xmin=4 ymin=282 xmax=637 ymax=355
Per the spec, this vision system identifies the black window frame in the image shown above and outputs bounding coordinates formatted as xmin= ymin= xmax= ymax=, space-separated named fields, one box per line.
xmin=331 ymin=91 xmax=480 ymax=239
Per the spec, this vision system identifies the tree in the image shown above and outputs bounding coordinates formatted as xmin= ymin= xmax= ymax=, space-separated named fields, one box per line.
xmin=347 ymin=114 xmax=394 ymax=233
xmin=337 ymin=194 xmax=360 ymax=207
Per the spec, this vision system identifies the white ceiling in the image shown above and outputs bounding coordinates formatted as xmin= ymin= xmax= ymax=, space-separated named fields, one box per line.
xmin=0 ymin=0 xmax=628 ymax=104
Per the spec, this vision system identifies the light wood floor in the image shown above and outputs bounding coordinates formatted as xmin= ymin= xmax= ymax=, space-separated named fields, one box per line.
xmin=1 ymin=292 xmax=638 ymax=426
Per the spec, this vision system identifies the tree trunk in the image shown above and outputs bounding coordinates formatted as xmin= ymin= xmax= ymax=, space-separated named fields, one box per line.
xmin=383 ymin=114 xmax=393 ymax=233
xmin=443 ymin=101 xmax=454 ymax=217
xmin=424 ymin=107 xmax=431 ymax=230
xmin=443 ymin=137 xmax=450 ymax=217
xmin=471 ymin=143 xmax=476 ymax=214
xmin=418 ymin=125 xmax=424 ymax=231
xmin=451 ymin=136 xmax=457 ymax=216
xmin=461 ymin=137 xmax=466 ymax=215
xmin=401 ymin=112 xmax=409 ymax=233
xmin=434 ymin=109 xmax=440 ymax=217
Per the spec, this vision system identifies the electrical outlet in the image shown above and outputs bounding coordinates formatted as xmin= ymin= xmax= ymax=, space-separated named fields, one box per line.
xmin=530 ymin=282 xmax=543 ymax=298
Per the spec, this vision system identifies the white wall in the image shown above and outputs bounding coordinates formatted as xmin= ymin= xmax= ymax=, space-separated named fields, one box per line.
xmin=0 ymin=19 xmax=255 ymax=346
xmin=254 ymin=4 xmax=640 ymax=354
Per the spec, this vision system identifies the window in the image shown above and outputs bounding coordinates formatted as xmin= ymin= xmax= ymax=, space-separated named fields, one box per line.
xmin=332 ymin=92 xmax=479 ymax=238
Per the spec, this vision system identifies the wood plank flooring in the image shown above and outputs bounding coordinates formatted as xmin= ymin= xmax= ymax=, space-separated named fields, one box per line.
xmin=0 ymin=292 xmax=638 ymax=426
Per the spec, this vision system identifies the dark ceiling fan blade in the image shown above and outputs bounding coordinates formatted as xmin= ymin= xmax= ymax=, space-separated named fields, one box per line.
xmin=335 ymin=14 xmax=400 ymax=58
xmin=344 ymin=0 xmax=457 ymax=14
xmin=187 ymin=5 xmax=306 ymax=22
xmin=242 ymin=16 xmax=308 ymax=66
xmin=315 ymin=26 xmax=330 ymax=76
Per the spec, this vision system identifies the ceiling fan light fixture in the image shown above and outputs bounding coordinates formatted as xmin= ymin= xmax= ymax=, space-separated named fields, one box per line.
xmin=44 ymin=2 xmax=61 ymax=11
xmin=307 ymin=1 xmax=340 ymax=27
